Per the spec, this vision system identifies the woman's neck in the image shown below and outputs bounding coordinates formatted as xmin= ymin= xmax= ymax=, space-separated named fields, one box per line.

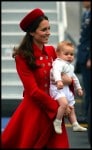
xmin=33 ymin=40 xmax=43 ymax=50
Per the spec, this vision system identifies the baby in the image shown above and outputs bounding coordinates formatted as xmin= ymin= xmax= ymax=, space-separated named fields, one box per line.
xmin=50 ymin=41 xmax=87 ymax=134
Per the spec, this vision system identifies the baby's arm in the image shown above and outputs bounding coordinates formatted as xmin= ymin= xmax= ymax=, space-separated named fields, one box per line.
xmin=72 ymin=73 xmax=83 ymax=96
xmin=52 ymin=60 xmax=64 ymax=89
xmin=56 ymin=80 xmax=64 ymax=89
xmin=77 ymin=88 xmax=83 ymax=96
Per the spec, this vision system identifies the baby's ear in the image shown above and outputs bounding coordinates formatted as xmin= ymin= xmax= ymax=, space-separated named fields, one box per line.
xmin=56 ymin=50 xmax=59 ymax=56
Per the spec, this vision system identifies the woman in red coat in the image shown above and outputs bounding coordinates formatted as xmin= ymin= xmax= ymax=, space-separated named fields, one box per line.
xmin=1 ymin=8 xmax=72 ymax=148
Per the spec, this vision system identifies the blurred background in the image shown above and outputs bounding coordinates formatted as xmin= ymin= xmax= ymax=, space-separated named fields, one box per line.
xmin=1 ymin=1 xmax=83 ymax=117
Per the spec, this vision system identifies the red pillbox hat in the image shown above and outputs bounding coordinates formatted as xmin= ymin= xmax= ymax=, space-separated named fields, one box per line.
xmin=20 ymin=8 xmax=44 ymax=32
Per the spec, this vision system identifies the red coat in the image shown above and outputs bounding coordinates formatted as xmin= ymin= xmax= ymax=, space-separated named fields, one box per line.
xmin=1 ymin=44 xmax=69 ymax=148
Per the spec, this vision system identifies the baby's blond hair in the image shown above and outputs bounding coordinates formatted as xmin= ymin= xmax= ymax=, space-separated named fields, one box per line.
xmin=56 ymin=40 xmax=74 ymax=53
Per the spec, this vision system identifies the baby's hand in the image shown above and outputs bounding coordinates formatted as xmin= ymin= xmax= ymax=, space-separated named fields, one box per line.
xmin=77 ymin=88 xmax=83 ymax=96
xmin=56 ymin=80 xmax=63 ymax=89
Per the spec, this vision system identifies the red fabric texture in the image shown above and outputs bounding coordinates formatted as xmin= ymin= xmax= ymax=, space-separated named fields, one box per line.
xmin=1 ymin=44 xmax=69 ymax=148
xmin=20 ymin=8 xmax=44 ymax=32
xmin=69 ymin=79 xmax=75 ymax=95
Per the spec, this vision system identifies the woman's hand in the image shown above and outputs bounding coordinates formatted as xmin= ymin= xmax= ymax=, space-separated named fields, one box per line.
xmin=64 ymin=105 xmax=73 ymax=116
xmin=61 ymin=73 xmax=72 ymax=85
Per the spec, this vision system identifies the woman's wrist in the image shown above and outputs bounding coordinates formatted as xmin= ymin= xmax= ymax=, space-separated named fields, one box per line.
xmin=62 ymin=74 xmax=72 ymax=85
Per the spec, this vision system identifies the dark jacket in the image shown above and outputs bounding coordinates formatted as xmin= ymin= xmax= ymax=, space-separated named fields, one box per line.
xmin=77 ymin=9 xmax=91 ymax=64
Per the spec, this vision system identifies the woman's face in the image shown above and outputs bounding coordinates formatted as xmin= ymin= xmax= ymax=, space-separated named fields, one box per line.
xmin=30 ymin=19 xmax=50 ymax=46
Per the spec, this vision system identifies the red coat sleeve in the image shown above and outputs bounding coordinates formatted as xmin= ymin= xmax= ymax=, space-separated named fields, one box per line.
xmin=15 ymin=55 xmax=59 ymax=120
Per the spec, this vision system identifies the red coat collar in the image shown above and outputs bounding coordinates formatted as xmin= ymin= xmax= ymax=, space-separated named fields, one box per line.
xmin=32 ymin=43 xmax=48 ymax=58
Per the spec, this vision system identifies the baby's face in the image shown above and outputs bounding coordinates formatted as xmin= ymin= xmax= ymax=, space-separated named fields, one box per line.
xmin=58 ymin=45 xmax=75 ymax=63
